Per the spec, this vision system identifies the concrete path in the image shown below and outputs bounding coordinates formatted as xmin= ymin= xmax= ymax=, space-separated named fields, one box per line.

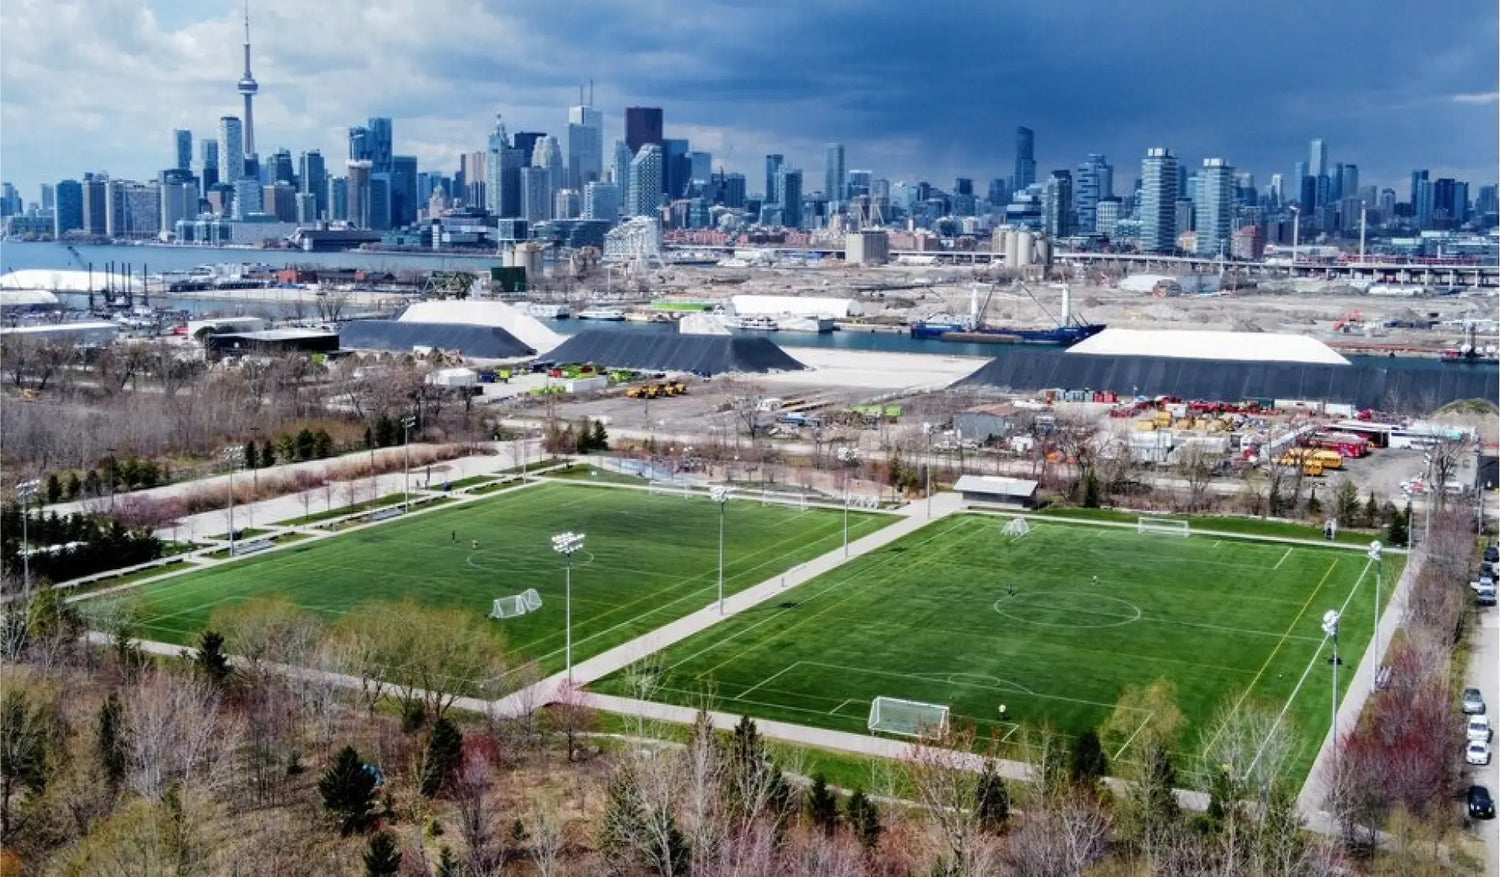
xmin=1296 ymin=546 xmax=1426 ymax=832
xmin=1463 ymin=594 xmax=1499 ymax=868
xmin=487 ymin=490 xmax=966 ymax=717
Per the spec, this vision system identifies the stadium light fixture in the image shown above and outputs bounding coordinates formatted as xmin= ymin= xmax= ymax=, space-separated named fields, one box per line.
xmin=402 ymin=415 xmax=418 ymax=512
xmin=552 ymin=531 xmax=586 ymax=681
xmin=220 ymin=446 xmax=241 ymax=556
xmin=16 ymin=479 xmax=39 ymax=596
xmin=1321 ymin=609 xmax=1341 ymax=761
xmin=1368 ymin=540 xmax=1383 ymax=693
xmin=711 ymin=487 xmax=731 ymax=614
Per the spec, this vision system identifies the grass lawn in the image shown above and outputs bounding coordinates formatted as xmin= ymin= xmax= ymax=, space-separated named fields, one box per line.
xmin=1036 ymin=506 xmax=1389 ymax=548
xmin=123 ymin=482 xmax=893 ymax=682
xmin=594 ymin=514 xmax=1401 ymax=784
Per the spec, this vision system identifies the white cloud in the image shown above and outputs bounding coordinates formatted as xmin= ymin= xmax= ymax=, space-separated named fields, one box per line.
xmin=1451 ymin=91 xmax=1499 ymax=105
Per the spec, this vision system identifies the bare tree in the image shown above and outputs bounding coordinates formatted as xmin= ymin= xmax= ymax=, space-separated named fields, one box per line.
xmin=123 ymin=669 xmax=241 ymax=801
xmin=1174 ymin=443 xmax=1218 ymax=512
xmin=453 ymin=747 xmax=499 ymax=875
xmin=529 ymin=795 xmax=568 ymax=877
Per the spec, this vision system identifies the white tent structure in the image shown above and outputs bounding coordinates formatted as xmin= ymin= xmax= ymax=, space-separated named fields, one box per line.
xmin=397 ymin=300 xmax=564 ymax=355
xmin=1067 ymin=329 xmax=1350 ymax=365
xmin=728 ymin=294 xmax=863 ymax=319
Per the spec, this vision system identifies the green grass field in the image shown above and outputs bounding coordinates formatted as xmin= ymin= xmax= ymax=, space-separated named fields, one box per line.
xmin=595 ymin=514 xmax=1401 ymax=781
xmin=127 ymin=482 xmax=892 ymax=680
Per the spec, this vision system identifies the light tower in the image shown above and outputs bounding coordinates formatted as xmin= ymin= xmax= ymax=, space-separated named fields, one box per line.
xmin=237 ymin=0 xmax=259 ymax=159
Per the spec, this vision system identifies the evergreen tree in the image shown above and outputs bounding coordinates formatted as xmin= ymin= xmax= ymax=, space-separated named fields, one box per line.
xmin=96 ymin=692 xmax=126 ymax=790
xmin=295 ymin=428 xmax=317 ymax=461
xmin=806 ymin=773 xmax=839 ymax=834
xmin=434 ymin=846 xmax=457 ymax=877
xmin=277 ymin=433 xmax=298 ymax=462
xmin=313 ymin=429 xmax=335 ymax=459
xmin=419 ymin=717 xmax=464 ymax=798
xmin=194 ymin=629 xmax=233 ymax=689
xmin=590 ymin=419 xmax=609 ymax=451
xmin=0 ymin=686 xmax=59 ymax=839
xmin=973 ymin=763 xmax=1010 ymax=833
xmin=243 ymin=441 xmax=258 ymax=470
xmin=1081 ymin=468 xmax=1102 ymax=508
xmin=83 ymin=469 xmax=101 ymax=498
xmin=260 ymin=441 xmax=276 ymax=469
xmin=1069 ymin=729 xmax=1109 ymax=786
xmin=599 ymin=767 xmax=647 ymax=862
xmin=1387 ymin=502 xmax=1410 ymax=546
xmin=1333 ymin=479 xmax=1360 ymax=527
xmin=363 ymin=831 xmax=402 ymax=876
xmin=319 ymin=745 xmax=378 ymax=835
xmin=64 ymin=472 xmax=81 ymax=501
xmin=1363 ymin=493 xmax=1380 ymax=528
xmin=44 ymin=474 xmax=62 ymax=505
xmin=844 ymin=787 xmax=881 ymax=849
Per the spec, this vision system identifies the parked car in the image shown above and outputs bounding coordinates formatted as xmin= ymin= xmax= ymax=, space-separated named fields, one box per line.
xmin=1463 ymin=687 xmax=1487 ymax=715
xmin=1470 ymin=785 xmax=1496 ymax=819
xmin=1466 ymin=740 xmax=1492 ymax=766
xmin=1469 ymin=715 xmax=1493 ymax=742
xmin=1484 ymin=544 xmax=1498 ymax=563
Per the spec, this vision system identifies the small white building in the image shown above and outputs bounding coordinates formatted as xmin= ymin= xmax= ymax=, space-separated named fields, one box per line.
xmin=954 ymin=475 xmax=1040 ymax=508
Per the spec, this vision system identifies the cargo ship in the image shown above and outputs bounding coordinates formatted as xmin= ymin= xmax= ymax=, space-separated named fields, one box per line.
xmin=909 ymin=282 xmax=1105 ymax=346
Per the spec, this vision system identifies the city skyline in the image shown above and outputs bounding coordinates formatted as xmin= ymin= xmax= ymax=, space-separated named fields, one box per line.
xmin=1 ymin=0 xmax=1495 ymax=198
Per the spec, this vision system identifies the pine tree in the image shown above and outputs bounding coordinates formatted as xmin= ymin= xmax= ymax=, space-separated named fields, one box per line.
xmin=974 ymin=763 xmax=1010 ymax=833
xmin=319 ymin=745 xmax=378 ymax=835
xmin=1363 ymin=493 xmax=1380 ymax=528
xmin=96 ymin=692 xmax=126 ymax=790
xmin=1387 ymin=501 xmax=1410 ymax=546
xmin=313 ymin=429 xmax=335 ymax=459
xmin=260 ymin=441 xmax=276 ymax=469
xmin=363 ymin=831 xmax=402 ymax=876
xmin=419 ymin=717 xmax=464 ymax=798
xmin=806 ymin=773 xmax=839 ymax=834
xmin=64 ymin=472 xmax=81 ymax=501
xmin=194 ymin=629 xmax=233 ymax=690
xmin=590 ymin=419 xmax=609 ymax=451
xmin=295 ymin=428 xmax=317 ymax=461
xmin=243 ymin=441 xmax=258 ymax=470
xmin=844 ymin=787 xmax=881 ymax=849
xmin=1069 ymin=729 xmax=1109 ymax=786
xmin=434 ymin=846 xmax=457 ymax=877
xmin=44 ymin=473 xmax=62 ymax=505
xmin=1081 ymin=468 xmax=1102 ymax=508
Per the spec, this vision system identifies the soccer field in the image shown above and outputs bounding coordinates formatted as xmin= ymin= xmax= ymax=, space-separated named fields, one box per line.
xmin=594 ymin=514 xmax=1401 ymax=781
xmin=126 ymin=482 xmax=892 ymax=679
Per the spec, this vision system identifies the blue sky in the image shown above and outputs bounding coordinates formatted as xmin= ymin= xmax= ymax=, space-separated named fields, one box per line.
xmin=1 ymin=0 xmax=1495 ymax=199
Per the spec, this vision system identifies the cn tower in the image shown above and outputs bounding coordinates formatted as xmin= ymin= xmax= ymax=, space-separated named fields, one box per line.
xmin=236 ymin=0 xmax=259 ymax=158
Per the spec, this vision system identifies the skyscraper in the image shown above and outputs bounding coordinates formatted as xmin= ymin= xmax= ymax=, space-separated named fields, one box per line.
xmin=346 ymin=160 xmax=372 ymax=228
xmin=218 ymin=116 xmax=244 ymax=184
xmin=236 ymin=0 xmax=259 ymax=159
xmin=764 ymin=154 xmax=784 ymax=202
xmin=611 ymin=140 xmax=633 ymax=190
xmin=199 ymin=139 xmax=220 ymax=195
xmin=1409 ymin=169 xmax=1428 ymax=210
xmin=689 ymin=151 xmax=712 ymax=184
xmin=532 ymin=135 xmax=565 ymax=211
xmin=627 ymin=144 xmax=664 ymax=217
xmin=624 ymin=107 xmax=664 ymax=154
xmin=1268 ymin=173 xmax=1283 ymax=206
xmin=366 ymin=117 xmax=394 ymax=173
xmin=1043 ymin=171 xmax=1073 ymax=238
xmin=1340 ymin=164 xmax=1359 ymax=205
xmin=824 ymin=144 xmax=846 ymax=204
xmin=53 ymin=180 xmax=83 ymax=237
xmin=1195 ymin=158 xmax=1234 ymax=257
xmin=485 ymin=116 xmax=524 ymax=218
xmin=520 ymin=166 xmax=551 ymax=221
xmin=299 ymin=150 xmax=327 ymax=219
xmin=174 ymin=130 xmax=193 ymax=171
xmin=775 ymin=167 xmax=803 ymax=228
xmin=583 ymin=181 xmax=620 ymax=221
xmin=1414 ymin=178 xmax=1435 ymax=228
xmin=566 ymin=102 xmax=604 ymax=190
xmin=81 ymin=175 xmax=108 ymax=234
xmin=1074 ymin=154 xmax=1111 ymax=235
xmin=1139 ymin=147 xmax=1179 ymax=254
xmin=1308 ymin=138 xmax=1327 ymax=178
xmin=662 ymin=138 xmax=690 ymax=198
xmin=1012 ymin=127 xmax=1036 ymax=193
xmin=391 ymin=155 xmax=418 ymax=225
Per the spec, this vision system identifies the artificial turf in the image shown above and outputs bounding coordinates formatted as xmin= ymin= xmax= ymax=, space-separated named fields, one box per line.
xmin=125 ymin=482 xmax=892 ymax=680
xmin=594 ymin=514 xmax=1402 ymax=782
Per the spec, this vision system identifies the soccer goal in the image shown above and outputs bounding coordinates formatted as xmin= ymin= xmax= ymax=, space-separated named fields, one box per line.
xmin=1137 ymin=516 xmax=1190 ymax=537
xmin=489 ymin=588 xmax=543 ymax=620
xmin=868 ymin=696 xmax=950 ymax=738
xmin=1001 ymin=517 xmax=1030 ymax=537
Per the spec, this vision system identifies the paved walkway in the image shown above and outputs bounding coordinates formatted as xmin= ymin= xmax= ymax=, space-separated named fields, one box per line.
xmin=1296 ymin=546 xmax=1426 ymax=832
xmin=488 ymin=491 xmax=967 ymax=717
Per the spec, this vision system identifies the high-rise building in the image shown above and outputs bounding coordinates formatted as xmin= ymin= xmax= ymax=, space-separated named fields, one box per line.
xmin=1409 ymin=169 xmax=1428 ymax=210
xmin=366 ymin=117 xmax=393 ymax=173
xmin=1195 ymin=158 xmax=1234 ymax=257
xmin=521 ymin=166 xmax=551 ymax=221
xmin=553 ymin=188 xmax=581 ymax=220
xmin=532 ymin=135 xmax=564 ymax=206
xmin=1043 ymin=170 xmax=1073 ymax=238
xmin=512 ymin=132 xmax=543 ymax=167
xmin=198 ymin=139 xmax=220 ymax=195
xmin=717 ymin=173 xmax=747 ymax=208
xmin=1414 ymin=178 xmax=1435 ymax=228
xmin=1268 ymin=173 xmax=1284 ymax=206
xmin=485 ymin=116 xmax=524 ymax=218
xmin=566 ymin=100 xmax=604 ymax=190
xmin=328 ymin=176 xmax=348 ymax=222
xmin=346 ymin=160 xmax=372 ymax=228
xmin=174 ymin=129 xmax=193 ymax=171
xmin=236 ymin=2 xmax=259 ymax=158
xmin=391 ymin=155 xmax=418 ymax=225
xmin=583 ymin=181 xmax=620 ymax=221
xmin=262 ymin=183 xmax=297 ymax=222
xmin=824 ymin=143 xmax=847 ymax=205
xmin=775 ymin=167 xmax=803 ymax=228
xmin=231 ymin=177 xmax=262 ymax=220
xmin=368 ymin=173 xmax=392 ymax=230
xmin=218 ymin=116 xmax=244 ymax=184
xmin=661 ymin=139 xmax=690 ymax=198
xmin=39 ymin=184 xmax=54 ymax=212
xmin=54 ymin=179 xmax=83 ymax=237
xmin=689 ymin=151 xmax=712 ymax=184
xmin=81 ymin=175 xmax=108 ymax=234
xmin=1074 ymin=154 xmax=1111 ymax=235
xmin=296 ymin=192 xmax=317 ymax=224
xmin=106 ymin=180 xmax=162 ymax=238
xmin=624 ymin=107 xmax=664 ymax=153
xmin=269 ymin=149 xmax=295 ymax=186
xmin=1012 ymin=127 xmax=1036 ymax=192
xmin=459 ymin=151 xmax=485 ymax=209
xmin=986 ymin=178 xmax=1009 ymax=209
xmin=764 ymin=154 xmax=784 ymax=202
xmin=628 ymin=144 xmax=664 ymax=217
xmin=299 ymin=150 xmax=327 ymax=219
xmin=611 ymin=140 xmax=633 ymax=190
xmin=1138 ymin=147 xmax=1178 ymax=254
xmin=1309 ymin=138 xmax=1327 ymax=178
xmin=1451 ymin=181 xmax=1470 ymax=224
xmin=1095 ymin=198 xmax=1121 ymax=238
xmin=1476 ymin=185 xmax=1498 ymax=221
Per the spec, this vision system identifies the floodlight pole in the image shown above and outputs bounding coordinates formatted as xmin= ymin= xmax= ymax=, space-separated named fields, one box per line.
xmin=250 ymin=425 xmax=261 ymax=496
xmin=843 ymin=492 xmax=850 ymax=559
xmin=922 ymin=422 xmax=933 ymax=520
xmin=712 ymin=487 xmax=730 ymax=615
xmin=1368 ymin=541 xmax=1383 ymax=692
xmin=552 ymin=532 xmax=585 ymax=682
xmin=17 ymin=479 xmax=39 ymax=597
xmin=1322 ymin=609 xmax=1340 ymax=763
xmin=221 ymin=447 xmax=239 ymax=556
xmin=402 ymin=415 xmax=417 ymax=512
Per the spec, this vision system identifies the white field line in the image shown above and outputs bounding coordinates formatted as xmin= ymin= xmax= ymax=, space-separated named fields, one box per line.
xmin=1114 ymin=710 xmax=1157 ymax=761
xmin=739 ymin=661 xmax=802 ymax=700
xmin=1274 ymin=547 xmax=1294 ymax=569
xmin=829 ymin=698 xmax=854 ymax=715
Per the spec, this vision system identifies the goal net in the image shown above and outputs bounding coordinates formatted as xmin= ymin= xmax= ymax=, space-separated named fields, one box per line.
xmin=867 ymin=696 xmax=950 ymax=738
xmin=489 ymin=588 xmax=543 ymax=620
xmin=1001 ymin=517 xmax=1030 ymax=537
xmin=1137 ymin=516 xmax=1190 ymax=537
